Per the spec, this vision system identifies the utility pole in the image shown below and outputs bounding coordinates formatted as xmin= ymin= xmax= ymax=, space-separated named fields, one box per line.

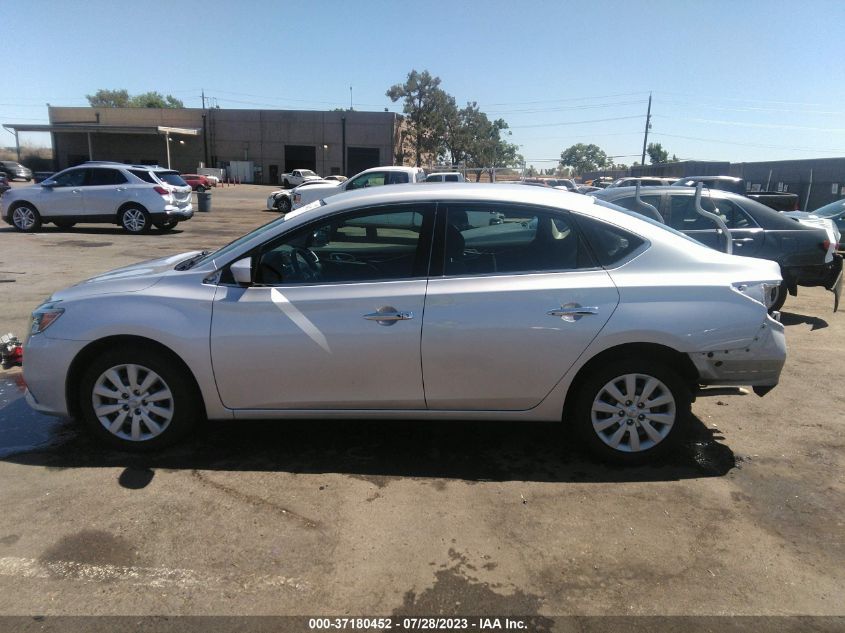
xmin=640 ymin=92 xmax=652 ymax=167
xmin=349 ymin=85 xmax=353 ymax=110
xmin=201 ymin=89 xmax=206 ymax=110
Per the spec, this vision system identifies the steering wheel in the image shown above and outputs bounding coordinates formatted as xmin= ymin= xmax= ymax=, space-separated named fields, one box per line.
xmin=290 ymin=247 xmax=322 ymax=282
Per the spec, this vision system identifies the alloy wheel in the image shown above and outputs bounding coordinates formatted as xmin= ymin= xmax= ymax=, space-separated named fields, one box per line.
xmin=12 ymin=206 xmax=36 ymax=230
xmin=122 ymin=208 xmax=147 ymax=232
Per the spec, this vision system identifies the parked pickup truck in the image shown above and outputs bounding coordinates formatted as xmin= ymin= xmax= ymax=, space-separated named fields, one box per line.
xmin=281 ymin=169 xmax=321 ymax=188
xmin=291 ymin=166 xmax=426 ymax=210
xmin=673 ymin=176 xmax=799 ymax=212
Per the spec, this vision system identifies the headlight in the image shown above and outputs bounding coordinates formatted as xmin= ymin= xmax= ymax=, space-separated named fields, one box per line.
xmin=30 ymin=302 xmax=64 ymax=335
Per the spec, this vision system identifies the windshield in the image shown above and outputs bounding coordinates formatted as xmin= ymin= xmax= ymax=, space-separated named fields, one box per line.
xmin=301 ymin=170 xmax=318 ymax=177
xmin=811 ymin=199 xmax=845 ymax=218
xmin=187 ymin=216 xmax=291 ymax=269
xmin=155 ymin=171 xmax=189 ymax=187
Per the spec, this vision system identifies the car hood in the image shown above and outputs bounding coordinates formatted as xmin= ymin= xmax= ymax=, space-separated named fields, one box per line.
xmin=294 ymin=181 xmax=342 ymax=193
xmin=50 ymin=251 xmax=203 ymax=301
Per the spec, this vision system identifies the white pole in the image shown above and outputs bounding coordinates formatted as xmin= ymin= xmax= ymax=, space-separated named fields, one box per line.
xmin=805 ymin=169 xmax=813 ymax=210
xmin=165 ymin=134 xmax=171 ymax=169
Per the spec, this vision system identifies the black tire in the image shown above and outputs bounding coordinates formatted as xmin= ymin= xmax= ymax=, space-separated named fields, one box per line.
xmin=78 ymin=345 xmax=200 ymax=451
xmin=10 ymin=202 xmax=42 ymax=232
xmin=119 ymin=205 xmax=151 ymax=234
xmin=53 ymin=221 xmax=76 ymax=229
xmin=573 ymin=357 xmax=691 ymax=465
xmin=275 ymin=196 xmax=291 ymax=213
xmin=154 ymin=220 xmax=178 ymax=231
xmin=769 ymin=280 xmax=788 ymax=312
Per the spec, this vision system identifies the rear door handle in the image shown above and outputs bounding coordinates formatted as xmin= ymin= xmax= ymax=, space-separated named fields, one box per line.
xmin=547 ymin=305 xmax=599 ymax=322
xmin=363 ymin=306 xmax=414 ymax=326
xmin=71 ymin=189 xmax=81 ymax=194
xmin=732 ymin=238 xmax=754 ymax=243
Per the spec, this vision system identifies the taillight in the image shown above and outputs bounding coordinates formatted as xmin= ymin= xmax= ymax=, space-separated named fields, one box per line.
xmin=821 ymin=239 xmax=831 ymax=252
xmin=154 ymin=186 xmax=170 ymax=196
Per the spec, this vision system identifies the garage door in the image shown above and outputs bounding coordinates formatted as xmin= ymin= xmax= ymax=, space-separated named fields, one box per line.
xmin=347 ymin=147 xmax=380 ymax=177
xmin=284 ymin=146 xmax=316 ymax=173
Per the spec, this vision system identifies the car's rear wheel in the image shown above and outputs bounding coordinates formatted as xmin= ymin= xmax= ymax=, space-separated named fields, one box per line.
xmin=79 ymin=346 xmax=199 ymax=451
xmin=119 ymin=206 xmax=151 ymax=234
xmin=10 ymin=203 xmax=42 ymax=232
xmin=769 ymin=280 xmax=788 ymax=312
xmin=53 ymin=221 xmax=76 ymax=229
xmin=154 ymin=220 xmax=178 ymax=231
xmin=275 ymin=196 xmax=291 ymax=213
xmin=574 ymin=358 xmax=691 ymax=464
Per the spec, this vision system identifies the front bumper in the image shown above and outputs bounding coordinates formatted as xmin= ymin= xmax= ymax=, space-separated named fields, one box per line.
xmin=266 ymin=195 xmax=278 ymax=210
xmin=689 ymin=314 xmax=786 ymax=391
xmin=23 ymin=334 xmax=89 ymax=418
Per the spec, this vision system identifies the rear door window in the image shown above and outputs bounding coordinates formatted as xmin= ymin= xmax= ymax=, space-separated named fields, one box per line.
xmin=87 ymin=168 xmax=127 ymax=186
xmin=442 ymin=205 xmax=595 ymax=276
xmin=667 ymin=194 xmax=719 ymax=230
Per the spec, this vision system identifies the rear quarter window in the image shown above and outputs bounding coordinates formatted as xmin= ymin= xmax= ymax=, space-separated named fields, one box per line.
xmin=575 ymin=213 xmax=647 ymax=267
xmin=155 ymin=171 xmax=189 ymax=187
xmin=129 ymin=169 xmax=157 ymax=183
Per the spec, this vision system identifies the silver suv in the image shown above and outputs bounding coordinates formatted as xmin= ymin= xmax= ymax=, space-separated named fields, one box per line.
xmin=1 ymin=162 xmax=193 ymax=234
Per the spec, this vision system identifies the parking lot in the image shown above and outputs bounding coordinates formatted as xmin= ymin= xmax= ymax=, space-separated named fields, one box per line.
xmin=0 ymin=183 xmax=842 ymax=617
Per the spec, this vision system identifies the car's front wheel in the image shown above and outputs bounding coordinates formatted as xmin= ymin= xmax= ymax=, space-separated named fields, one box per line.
xmin=275 ymin=196 xmax=291 ymax=213
xmin=10 ymin=203 xmax=42 ymax=232
xmin=119 ymin=206 xmax=151 ymax=234
xmin=574 ymin=358 xmax=691 ymax=464
xmin=79 ymin=346 xmax=199 ymax=451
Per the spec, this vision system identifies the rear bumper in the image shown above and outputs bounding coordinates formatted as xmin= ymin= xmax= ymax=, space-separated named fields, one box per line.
xmin=151 ymin=204 xmax=193 ymax=222
xmin=689 ymin=314 xmax=786 ymax=391
xmin=787 ymin=255 xmax=842 ymax=289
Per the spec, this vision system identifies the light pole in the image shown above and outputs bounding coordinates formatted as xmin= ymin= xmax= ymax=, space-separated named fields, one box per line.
xmin=323 ymin=144 xmax=328 ymax=176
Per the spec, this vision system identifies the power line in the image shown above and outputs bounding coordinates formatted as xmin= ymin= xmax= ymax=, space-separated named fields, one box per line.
xmin=510 ymin=115 xmax=643 ymax=129
xmin=656 ymin=114 xmax=845 ymax=134
xmin=650 ymin=131 xmax=845 ymax=154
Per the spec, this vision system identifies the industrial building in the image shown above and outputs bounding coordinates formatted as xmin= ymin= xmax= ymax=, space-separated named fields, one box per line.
xmin=4 ymin=106 xmax=403 ymax=184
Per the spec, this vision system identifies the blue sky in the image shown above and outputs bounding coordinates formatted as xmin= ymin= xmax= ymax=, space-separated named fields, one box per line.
xmin=3 ymin=0 xmax=845 ymax=168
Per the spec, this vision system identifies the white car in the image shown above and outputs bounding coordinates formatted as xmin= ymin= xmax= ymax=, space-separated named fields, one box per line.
xmin=291 ymin=166 xmax=426 ymax=210
xmin=266 ymin=179 xmax=334 ymax=213
xmin=1 ymin=162 xmax=193 ymax=233
xmin=425 ymin=172 xmax=465 ymax=182
xmin=281 ymin=169 xmax=321 ymax=188
xmin=23 ymin=184 xmax=785 ymax=463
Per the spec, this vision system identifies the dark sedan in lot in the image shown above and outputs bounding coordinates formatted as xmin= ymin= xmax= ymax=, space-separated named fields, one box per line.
xmin=593 ymin=186 xmax=842 ymax=311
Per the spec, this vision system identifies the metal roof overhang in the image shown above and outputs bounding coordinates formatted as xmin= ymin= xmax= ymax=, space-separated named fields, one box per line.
xmin=2 ymin=123 xmax=199 ymax=135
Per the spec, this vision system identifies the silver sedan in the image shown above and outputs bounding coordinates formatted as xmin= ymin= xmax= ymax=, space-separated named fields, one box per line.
xmin=23 ymin=184 xmax=786 ymax=463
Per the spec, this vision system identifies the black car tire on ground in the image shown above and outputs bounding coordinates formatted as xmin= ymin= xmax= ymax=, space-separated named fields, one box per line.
xmin=573 ymin=357 xmax=691 ymax=465
xmin=770 ymin=280 xmax=788 ymax=312
xmin=78 ymin=345 xmax=200 ymax=451
xmin=275 ymin=196 xmax=291 ymax=213
xmin=53 ymin=221 xmax=76 ymax=229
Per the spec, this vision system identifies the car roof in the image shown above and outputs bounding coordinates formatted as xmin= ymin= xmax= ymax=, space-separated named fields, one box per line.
xmin=594 ymin=185 xmax=741 ymax=198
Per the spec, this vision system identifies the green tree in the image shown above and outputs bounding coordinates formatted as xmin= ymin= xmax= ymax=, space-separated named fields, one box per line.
xmin=559 ymin=143 xmax=610 ymax=175
xmin=86 ymin=89 xmax=130 ymax=107
xmin=387 ymin=70 xmax=450 ymax=166
xmin=86 ymin=89 xmax=184 ymax=108
xmin=646 ymin=142 xmax=669 ymax=164
xmin=129 ymin=92 xmax=184 ymax=108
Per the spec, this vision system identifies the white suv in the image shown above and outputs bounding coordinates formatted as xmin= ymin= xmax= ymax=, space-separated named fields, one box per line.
xmin=1 ymin=162 xmax=194 ymax=234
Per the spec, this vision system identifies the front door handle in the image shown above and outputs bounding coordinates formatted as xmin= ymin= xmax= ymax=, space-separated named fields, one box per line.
xmin=71 ymin=189 xmax=81 ymax=194
xmin=732 ymin=238 xmax=754 ymax=243
xmin=116 ymin=187 xmax=127 ymax=192
xmin=547 ymin=304 xmax=599 ymax=322
xmin=363 ymin=306 xmax=414 ymax=326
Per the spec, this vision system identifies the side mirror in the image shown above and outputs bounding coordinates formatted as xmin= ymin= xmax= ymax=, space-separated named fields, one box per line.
xmin=231 ymin=257 xmax=253 ymax=286
xmin=41 ymin=181 xmax=56 ymax=188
